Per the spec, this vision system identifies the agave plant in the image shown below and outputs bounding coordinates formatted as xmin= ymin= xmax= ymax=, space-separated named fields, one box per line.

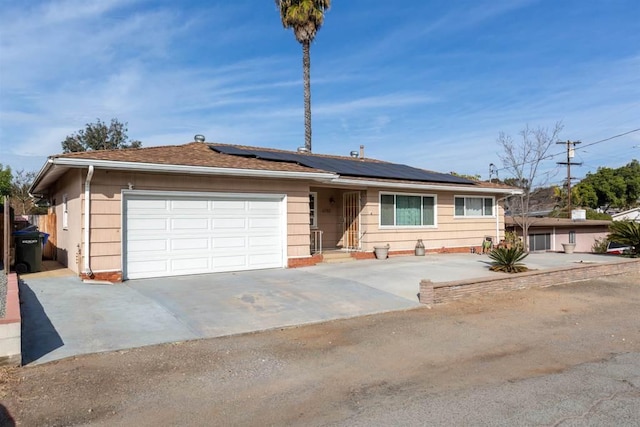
xmin=608 ymin=220 xmax=640 ymax=257
xmin=489 ymin=247 xmax=529 ymax=273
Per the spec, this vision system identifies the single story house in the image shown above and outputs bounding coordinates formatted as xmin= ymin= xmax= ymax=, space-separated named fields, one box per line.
xmin=505 ymin=216 xmax=611 ymax=252
xmin=612 ymin=207 xmax=640 ymax=222
xmin=30 ymin=141 xmax=520 ymax=281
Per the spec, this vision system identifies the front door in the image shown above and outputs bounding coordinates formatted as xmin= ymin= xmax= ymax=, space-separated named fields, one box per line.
xmin=343 ymin=192 xmax=360 ymax=250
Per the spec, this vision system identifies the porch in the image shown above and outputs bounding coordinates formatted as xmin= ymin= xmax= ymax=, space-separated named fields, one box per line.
xmin=309 ymin=187 xmax=364 ymax=254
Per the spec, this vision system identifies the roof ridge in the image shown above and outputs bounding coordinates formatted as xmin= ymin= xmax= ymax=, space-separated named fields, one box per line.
xmin=55 ymin=141 xmax=203 ymax=158
xmin=207 ymin=142 xmax=392 ymax=164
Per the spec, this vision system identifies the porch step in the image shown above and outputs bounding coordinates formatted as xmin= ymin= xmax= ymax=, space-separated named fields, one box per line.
xmin=321 ymin=251 xmax=356 ymax=264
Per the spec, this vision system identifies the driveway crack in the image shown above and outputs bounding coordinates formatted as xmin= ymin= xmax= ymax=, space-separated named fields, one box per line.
xmin=547 ymin=379 xmax=640 ymax=427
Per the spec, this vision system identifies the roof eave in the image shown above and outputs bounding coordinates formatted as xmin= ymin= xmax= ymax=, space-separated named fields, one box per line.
xmin=29 ymin=158 xmax=57 ymax=196
xmin=30 ymin=157 xmax=339 ymax=196
xmin=330 ymin=178 xmax=523 ymax=195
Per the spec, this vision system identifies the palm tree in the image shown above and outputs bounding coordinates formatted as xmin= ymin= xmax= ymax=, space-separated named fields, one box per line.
xmin=608 ymin=220 xmax=640 ymax=257
xmin=276 ymin=0 xmax=330 ymax=153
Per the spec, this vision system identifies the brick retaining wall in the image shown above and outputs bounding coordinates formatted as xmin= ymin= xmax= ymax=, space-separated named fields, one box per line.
xmin=420 ymin=259 xmax=640 ymax=305
xmin=0 ymin=273 xmax=21 ymax=366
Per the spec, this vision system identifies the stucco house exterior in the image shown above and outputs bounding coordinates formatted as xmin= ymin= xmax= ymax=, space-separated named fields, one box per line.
xmin=30 ymin=141 xmax=520 ymax=281
xmin=612 ymin=208 xmax=640 ymax=222
xmin=505 ymin=216 xmax=611 ymax=253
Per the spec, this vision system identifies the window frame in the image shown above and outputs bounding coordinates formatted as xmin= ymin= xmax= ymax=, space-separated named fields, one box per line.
xmin=62 ymin=194 xmax=69 ymax=230
xmin=453 ymin=195 xmax=495 ymax=218
xmin=379 ymin=192 xmax=437 ymax=228
xmin=569 ymin=230 xmax=576 ymax=244
xmin=309 ymin=192 xmax=318 ymax=229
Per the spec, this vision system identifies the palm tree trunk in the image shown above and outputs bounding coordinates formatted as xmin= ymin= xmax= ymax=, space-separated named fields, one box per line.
xmin=302 ymin=40 xmax=312 ymax=152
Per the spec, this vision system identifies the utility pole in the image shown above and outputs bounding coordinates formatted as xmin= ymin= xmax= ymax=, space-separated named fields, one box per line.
xmin=556 ymin=140 xmax=582 ymax=215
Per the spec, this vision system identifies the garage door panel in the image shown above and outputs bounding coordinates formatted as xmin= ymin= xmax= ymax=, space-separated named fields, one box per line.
xmin=249 ymin=217 xmax=280 ymax=229
xmin=213 ymin=200 xmax=246 ymax=210
xmin=213 ymin=236 xmax=247 ymax=248
xmin=248 ymin=199 xmax=280 ymax=209
xmin=128 ymin=199 xmax=168 ymax=210
xmin=171 ymin=257 xmax=210 ymax=271
xmin=213 ymin=218 xmax=247 ymax=229
xmin=249 ymin=253 xmax=282 ymax=266
xmin=128 ymin=259 xmax=169 ymax=275
xmin=128 ymin=218 xmax=168 ymax=231
xmin=213 ymin=255 xmax=248 ymax=269
xmin=171 ymin=200 xmax=209 ymax=210
xmin=171 ymin=237 xmax=209 ymax=251
xmin=171 ymin=218 xmax=209 ymax=230
xmin=249 ymin=235 xmax=280 ymax=247
xmin=129 ymin=239 xmax=167 ymax=252
xmin=125 ymin=193 xmax=284 ymax=279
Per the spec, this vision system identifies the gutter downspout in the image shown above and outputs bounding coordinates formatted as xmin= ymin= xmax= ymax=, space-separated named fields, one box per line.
xmin=84 ymin=165 xmax=94 ymax=278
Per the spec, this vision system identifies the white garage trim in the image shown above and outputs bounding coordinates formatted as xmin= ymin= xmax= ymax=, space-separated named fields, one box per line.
xmin=122 ymin=190 xmax=287 ymax=280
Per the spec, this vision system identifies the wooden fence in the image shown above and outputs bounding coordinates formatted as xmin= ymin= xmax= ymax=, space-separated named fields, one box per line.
xmin=32 ymin=212 xmax=57 ymax=260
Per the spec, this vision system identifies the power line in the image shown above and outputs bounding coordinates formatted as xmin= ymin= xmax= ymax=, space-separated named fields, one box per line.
xmin=576 ymin=127 xmax=640 ymax=151
xmin=495 ymin=127 xmax=640 ymax=173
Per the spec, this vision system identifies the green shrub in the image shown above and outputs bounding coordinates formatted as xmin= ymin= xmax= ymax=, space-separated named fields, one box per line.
xmin=586 ymin=209 xmax=612 ymax=220
xmin=591 ymin=237 xmax=609 ymax=254
xmin=489 ymin=247 xmax=529 ymax=273
xmin=503 ymin=231 xmax=524 ymax=250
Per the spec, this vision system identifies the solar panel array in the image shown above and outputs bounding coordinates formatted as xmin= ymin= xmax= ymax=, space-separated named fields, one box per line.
xmin=210 ymin=145 xmax=474 ymax=185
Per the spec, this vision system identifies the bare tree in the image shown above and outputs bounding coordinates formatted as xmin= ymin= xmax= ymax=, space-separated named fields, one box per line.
xmin=498 ymin=122 xmax=564 ymax=251
xmin=11 ymin=169 xmax=37 ymax=215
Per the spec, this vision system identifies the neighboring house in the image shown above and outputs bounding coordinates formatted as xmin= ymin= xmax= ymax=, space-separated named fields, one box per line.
xmin=612 ymin=207 xmax=640 ymax=222
xmin=29 ymin=141 xmax=520 ymax=281
xmin=505 ymin=216 xmax=611 ymax=253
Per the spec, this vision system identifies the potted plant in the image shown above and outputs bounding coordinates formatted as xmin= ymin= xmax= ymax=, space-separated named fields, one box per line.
xmin=561 ymin=243 xmax=576 ymax=254
xmin=374 ymin=244 xmax=390 ymax=259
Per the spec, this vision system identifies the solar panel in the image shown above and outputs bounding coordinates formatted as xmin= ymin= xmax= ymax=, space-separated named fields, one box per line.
xmin=210 ymin=145 xmax=473 ymax=185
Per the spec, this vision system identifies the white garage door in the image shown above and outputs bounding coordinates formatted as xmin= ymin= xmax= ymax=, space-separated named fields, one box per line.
xmin=124 ymin=192 xmax=285 ymax=279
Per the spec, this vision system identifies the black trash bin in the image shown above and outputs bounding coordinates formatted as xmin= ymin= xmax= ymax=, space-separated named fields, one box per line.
xmin=14 ymin=231 xmax=43 ymax=273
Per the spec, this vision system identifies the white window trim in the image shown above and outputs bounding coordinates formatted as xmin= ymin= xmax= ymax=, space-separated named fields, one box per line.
xmin=309 ymin=192 xmax=318 ymax=229
xmin=379 ymin=192 xmax=438 ymax=229
xmin=454 ymin=195 xmax=495 ymax=218
xmin=62 ymin=194 xmax=69 ymax=230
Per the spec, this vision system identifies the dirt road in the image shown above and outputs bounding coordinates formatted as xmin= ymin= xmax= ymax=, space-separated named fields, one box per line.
xmin=2 ymin=273 xmax=640 ymax=426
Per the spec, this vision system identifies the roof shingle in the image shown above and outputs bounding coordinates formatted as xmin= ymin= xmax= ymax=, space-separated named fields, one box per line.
xmin=51 ymin=141 xmax=517 ymax=190
xmin=54 ymin=142 xmax=322 ymax=173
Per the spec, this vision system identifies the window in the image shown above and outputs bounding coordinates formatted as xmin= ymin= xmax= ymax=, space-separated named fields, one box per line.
xmin=380 ymin=193 xmax=436 ymax=227
xmin=454 ymin=196 xmax=494 ymax=217
xmin=529 ymin=233 xmax=551 ymax=251
xmin=62 ymin=194 xmax=69 ymax=230
xmin=309 ymin=192 xmax=317 ymax=228
xmin=569 ymin=231 xmax=576 ymax=244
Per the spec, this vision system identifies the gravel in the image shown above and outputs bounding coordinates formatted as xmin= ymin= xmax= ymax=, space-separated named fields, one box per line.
xmin=0 ymin=272 xmax=7 ymax=318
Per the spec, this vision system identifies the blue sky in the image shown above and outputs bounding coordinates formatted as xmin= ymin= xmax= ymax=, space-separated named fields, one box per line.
xmin=1 ymin=0 xmax=639 ymax=186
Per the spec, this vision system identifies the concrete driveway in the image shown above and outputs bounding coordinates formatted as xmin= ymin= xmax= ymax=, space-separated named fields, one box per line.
xmin=19 ymin=252 xmax=619 ymax=365
xmin=20 ymin=265 xmax=419 ymax=365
